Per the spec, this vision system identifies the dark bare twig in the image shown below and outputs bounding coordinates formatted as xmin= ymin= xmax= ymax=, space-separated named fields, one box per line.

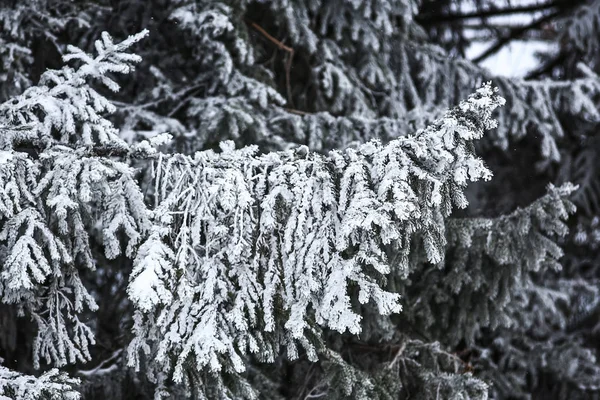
xmin=472 ymin=10 xmax=561 ymax=64
xmin=416 ymin=1 xmax=567 ymax=24
xmin=285 ymin=107 xmax=310 ymax=116
xmin=247 ymin=20 xmax=295 ymax=108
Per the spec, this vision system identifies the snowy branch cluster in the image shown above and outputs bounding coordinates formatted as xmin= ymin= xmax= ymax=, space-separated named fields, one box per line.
xmin=0 ymin=25 xmax=508 ymax=398
xmin=0 ymin=31 xmax=150 ymax=397
xmin=127 ymin=83 xmax=503 ymax=384
xmin=0 ymin=0 xmax=599 ymax=399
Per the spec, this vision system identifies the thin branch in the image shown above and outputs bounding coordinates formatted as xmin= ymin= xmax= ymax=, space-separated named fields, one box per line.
xmin=76 ymin=349 xmax=123 ymax=377
xmin=167 ymin=85 xmax=205 ymax=117
xmin=472 ymin=10 xmax=561 ymax=64
xmin=247 ymin=20 xmax=295 ymax=108
xmin=247 ymin=21 xmax=293 ymax=53
xmin=111 ymin=83 xmax=205 ymax=113
xmin=285 ymin=107 xmax=311 ymax=116
xmin=462 ymin=24 xmax=559 ymax=41
xmin=417 ymin=1 xmax=567 ymax=24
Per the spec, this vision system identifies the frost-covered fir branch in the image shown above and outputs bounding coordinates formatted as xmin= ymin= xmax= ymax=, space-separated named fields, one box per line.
xmin=403 ymin=183 xmax=577 ymax=346
xmin=0 ymin=25 xmax=508 ymax=399
xmin=0 ymin=30 xmax=149 ymax=150
xmin=0 ymin=30 xmax=152 ymax=397
xmin=477 ymin=280 xmax=600 ymax=399
xmin=0 ymin=364 xmax=80 ymax=400
xmin=395 ymin=182 xmax=600 ymax=398
xmin=310 ymin=338 xmax=489 ymax=400
xmin=249 ymin=178 xmax=585 ymax=398
xmin=126 ymin=83 xmax=505 ymax=394
xmin=98 ymin=0 xmax=597 ymax=174
xmin=557 ymin=0 xmax=600 ymax=68
xmin=0 ymin=0 xmax=105 ymax=102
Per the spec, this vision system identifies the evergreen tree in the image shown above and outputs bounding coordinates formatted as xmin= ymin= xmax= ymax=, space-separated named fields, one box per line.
xmin=0 ymin=1 xmax=598 ymax=399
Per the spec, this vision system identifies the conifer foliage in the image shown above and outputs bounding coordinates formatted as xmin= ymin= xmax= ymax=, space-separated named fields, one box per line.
xmin=0 ymin=0 xmax=599 ymax=399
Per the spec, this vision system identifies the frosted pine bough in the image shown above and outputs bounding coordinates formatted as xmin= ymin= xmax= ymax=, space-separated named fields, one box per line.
xmin=0 ymin=27 xmax=574 ymax=399
xmin=127 ymin=82 xmax=505 ymax=383
xmin=0 ymin=31 xmax=151 ymax=397
xmin=0 ymin=366 xmax=79 ymax=400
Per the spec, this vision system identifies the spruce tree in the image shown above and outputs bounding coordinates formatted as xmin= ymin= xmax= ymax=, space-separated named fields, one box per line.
xmin=0 ymin=1 xmax=598 ymax=399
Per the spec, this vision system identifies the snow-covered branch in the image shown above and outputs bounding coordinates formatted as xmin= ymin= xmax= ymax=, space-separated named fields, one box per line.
xmin=127 ymin=83 xmax=504 ymax=384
